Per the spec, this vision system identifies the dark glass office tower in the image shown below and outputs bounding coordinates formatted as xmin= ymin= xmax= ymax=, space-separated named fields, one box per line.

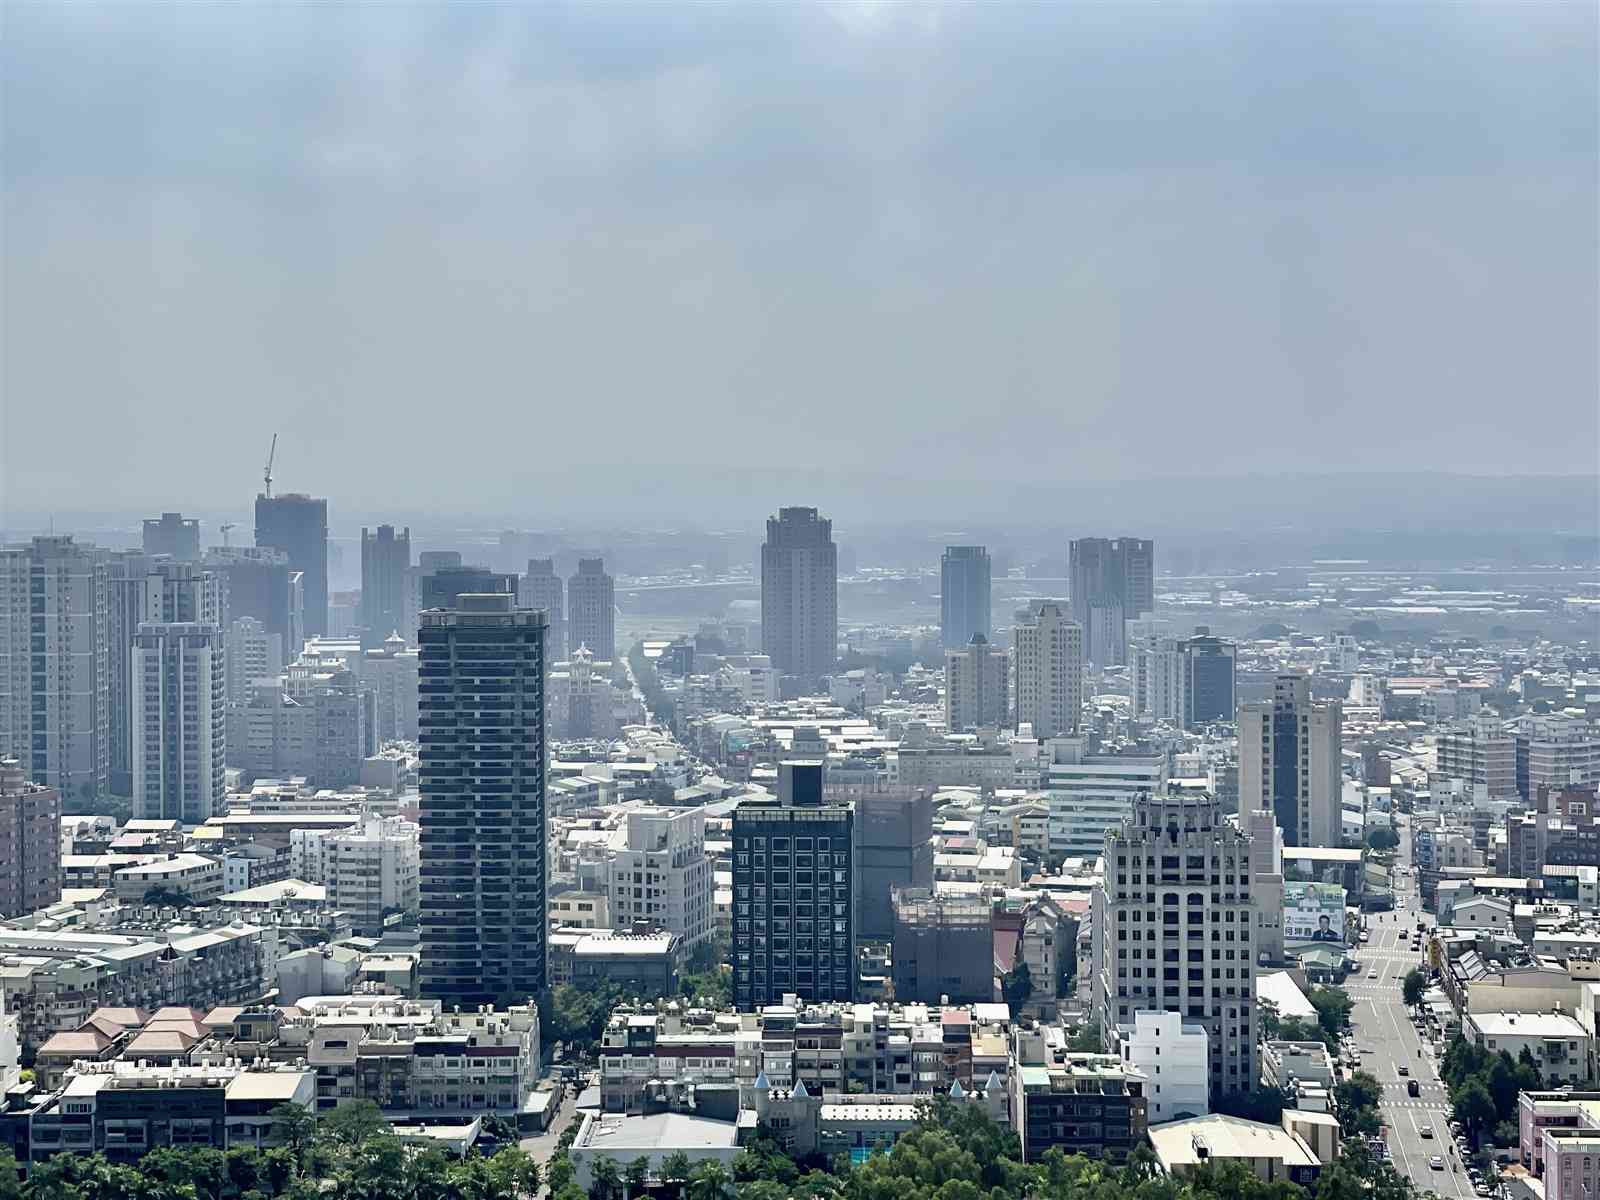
xmin=1182 ymin=634 xmax=1236 ymax=727
xmin=359 ymin=525 xmax=411 ymax=648
xmin=940 ymin=545 xmax=991 ymax=650
xmin=420 ymin=565 xmax=515 ymax=613
xmin=731 ymin=761 xmax=855 ymax=1009
xmin=418 ymin=593 xmax=548 ymax=1007
xmin=255 ymin=493 xmax=329 ymax=638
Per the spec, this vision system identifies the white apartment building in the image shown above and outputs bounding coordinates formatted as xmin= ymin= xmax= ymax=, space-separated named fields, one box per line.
xmin=944 ymin=635 xmax=1009 ymax=733
xmin=290 ymin=815 xmax=419 ymax=935
xmin=608 ymin=806 xmax=714 ymax=951
xmin=1435 ymin=714 xmax=1518 ymax=799
xmin=1094 ymin=790 xmax=1258 ymax=1101
xmin=1520 ymin=717 xmax=1600 ymax=797
xmin=226 ymin=616 xmax=284 ymax=705
xmin=1464 ymin=1011 xmax=1588 ymax=1085
xmin=1012 ymin=603 xmax=1082 ymax=740
xmin=1116 ymin=1010 xmax=1210 ymax=1125
xmin=132 ymin=622 xmax=227 ymax=824
xmin=1041 ymin=737 xmax=1166 ymax=863
xmin=1130 ymin=635 xmax=1184 ymax=724
xmin=359 ymin=633 xmax=419 ymax=743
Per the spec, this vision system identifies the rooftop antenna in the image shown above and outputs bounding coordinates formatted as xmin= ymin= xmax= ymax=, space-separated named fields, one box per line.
xmin=263 ymin=433 xmax=278 ymax=499
xmin=220 ymin=523 xmax=236 ymax=548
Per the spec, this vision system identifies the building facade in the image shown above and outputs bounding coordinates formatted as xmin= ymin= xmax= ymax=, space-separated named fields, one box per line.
xmin=1012 ymin=603 xmax=1082 ymax=740
xmin=418 ymin=594 xmax=548 ymax=1006
xmin=0 ymin=757 xmax=62 ymax=920
xmin=1183 ymin=634 xmax=1236 ymax=727
xmin=1068 ymin=537 xmax=1154 ymax=667
xmin=0 ymin=536 xmax=110 ymax=803
xmin=731 ymin=764 xmax=854 ymax=1009
xmin=945 ymin=635 xmax=1009 ymax=733
xmin=254 ymin=493 xmax=329 ymax=639
xmin=940 ymin=546 xmax=991 ymax=650
xmin=567 ymin=558 xmax=615 ymax=662
xmin=132 ymin=621 xmax=226 ymax=824
xmin=520 ymin=559 xmax=566 ymax=663
xmin=1094 ymin=789 xmax=1257 ymax=1101
xmin=358 ymin=525 xmax=411 ymax=649
xmin=1238 ymin=674 xmax=1342 ymax=849
xmin=760 ymin=508 xmax=838 ymax=687
xmin=141 ymin=513 xmax=201 ymax=561
xmin=607 ymin=806 xmax=714 ymax=952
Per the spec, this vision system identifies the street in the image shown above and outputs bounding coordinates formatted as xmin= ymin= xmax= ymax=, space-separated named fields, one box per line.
xmin=1346 ymin=813 xmax=1478 ymax=1200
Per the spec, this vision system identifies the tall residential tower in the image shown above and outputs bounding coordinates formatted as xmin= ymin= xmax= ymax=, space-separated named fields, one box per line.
xmin=940 ymin=546 xmax=991 ymax=650
xmin=567 ymin=558 xmax=614 ymax=661
xmin=1012 ymin=602 xmax=1082 ymax=740
xmin=1069 ymin=537 xmax=1154 ymax=667
xmin=760 ymin=507 xmax=837 ymax=687
xmin=418 ymin=594 xmax=548 ymax=1006
xmin=359 ymin=525 xmax=412 ymax=648
xmin=1238 ymin=674 xmax=1342 ymax=848
xmin=255 ymin=493 xmax=329 ymax=638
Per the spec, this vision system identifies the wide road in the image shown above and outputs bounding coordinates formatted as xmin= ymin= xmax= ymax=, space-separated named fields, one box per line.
xmin=1347 ymin=813 xmax=1475 ymax=1200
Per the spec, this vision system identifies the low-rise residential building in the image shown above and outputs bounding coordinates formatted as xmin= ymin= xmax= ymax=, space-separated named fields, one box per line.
xmin=1115 ymin=1011 xmax=1209 ymax=1126
xmin=1464 ymin=1011 xmax=1589 ymax=1085
xmin=1148 ymin=1114 xmax=1327 ymax=1184
xmin=112 ymin=854 xmax=224 ymax=903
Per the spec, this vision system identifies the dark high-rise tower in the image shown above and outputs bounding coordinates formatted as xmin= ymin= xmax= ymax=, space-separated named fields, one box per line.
xmin=1068 ymin=537 xmax=1154 ymax=666
xmin=255 ymin=493 xmax=329 ymax=638
xmin=418 ymin=593 xmax=548 ymax=1007
xmin=567 ymin=558 xmax=615 ymax=661
xmin=520 ymin=559 xmax=566 ymax=662
xmin=360 ymin=525 xmax=412 ymax=648
xmin=1182 ymin=634 xmax=1236 ymax=728
xmin=760 ymin=507 xmax=838 ymax=686
xmin=731 ymin=760 xmax=855 ymax=1009
xmin=940 ymin=545 xmax=991 ymax=650
xmin=142 ymin=513 xmax=200 ymax=561
xmin=419 ymin=565 xmax=515 ymax=613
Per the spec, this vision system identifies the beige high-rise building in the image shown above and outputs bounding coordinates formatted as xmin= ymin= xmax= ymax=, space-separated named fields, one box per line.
xmin=760 ymin=507 xmax=838 ymax=687
xmin=1012 ymin=603 xmax=1082 ymax=739
xmin=944 ymin=634 xmax=1009 ymax=732
xmin=1093 ymin=789 xmax=1257 ymax=1101
xmin=1238 ymin=674 xmax=1342 ymax=849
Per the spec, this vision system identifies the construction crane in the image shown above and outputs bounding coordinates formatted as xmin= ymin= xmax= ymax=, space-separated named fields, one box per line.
xmin=220 ymin=523 xmax=236 ymax=548
xmin=263 ymin=434 xmax=278 ymax=499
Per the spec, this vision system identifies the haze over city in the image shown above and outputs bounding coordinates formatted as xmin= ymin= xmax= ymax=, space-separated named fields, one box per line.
xmin=3 ymin=2 xmax=1597 ymax=523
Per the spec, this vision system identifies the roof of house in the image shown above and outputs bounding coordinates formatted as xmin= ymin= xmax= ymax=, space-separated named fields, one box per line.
xmin=1150 ymin=1115 xmax=1321 ymax=1171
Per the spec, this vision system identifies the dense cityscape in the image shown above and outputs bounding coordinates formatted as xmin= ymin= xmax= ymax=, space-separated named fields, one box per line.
xmin=3 ymin=3 xmax=1597 ymax=1199
xmin=0 ymin=497 xmax=1594 ymax=1200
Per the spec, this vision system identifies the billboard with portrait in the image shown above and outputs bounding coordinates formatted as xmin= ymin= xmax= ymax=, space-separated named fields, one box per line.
xmin=1283 ymin=881 xmax=1347 ymax=948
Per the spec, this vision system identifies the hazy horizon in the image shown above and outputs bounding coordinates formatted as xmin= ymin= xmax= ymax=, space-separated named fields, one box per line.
xmin=4 ymin=3 xmax=1597 ymax=516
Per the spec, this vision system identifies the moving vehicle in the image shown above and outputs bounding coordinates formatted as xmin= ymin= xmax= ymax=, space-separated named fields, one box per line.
xmin=1421 ymin=1127 xmax=1435 ymax=1139
xmin=1398 ymin=1065 xmax=1409 ymax=1076
xmin=1369 ymin=969 xmax=1379 ymax=978
xmin=1408 ymin=1079 xmax=1422 ymax=1097
xmin=1431 ymin=1157 xmax=1446 ymax=1170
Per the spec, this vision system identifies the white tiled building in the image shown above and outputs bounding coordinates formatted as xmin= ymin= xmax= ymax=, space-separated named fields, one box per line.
xmin=1116 ymin=1010 xmax=1210 ymax=1125
xmin=608 ymin=806 xmax=714 ymax=952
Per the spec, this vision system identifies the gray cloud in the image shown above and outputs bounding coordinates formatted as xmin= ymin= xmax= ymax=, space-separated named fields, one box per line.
xmin=3 ymin=2 xmax=1595 ymax=519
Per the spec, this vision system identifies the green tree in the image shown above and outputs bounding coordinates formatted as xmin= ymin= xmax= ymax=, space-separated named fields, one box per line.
xmin=1066 ymin=1021 xmax=1101 ymax=1052
xmin=688 ymin=1160 xmax=734 ymax=1200
xmin=317 ymin=1099 xmax=389 ymax=1152
xmin=1402 ymin=969 xmax=1426 ymax=1007
xmin=1309 ymin=986 xmax=1354 ymax=1041
xmin=625 ymin=1157 xmax=651 ymax=1200
xmin=1367 ymin=828 xmax=1400 ymax=851
xmin=0 ymin=1150 xmax=20 ymax=1200
xmin=269 ymin=1101 xmax=317 ymax=1164
xmin=1001 ymin=961 xmax=1034 ymax=1012
xmin=589 ymin=1155 xmax=622 ymax=1200
xmin=660 ymin=1150 xmax=693 ymax=1199
xmin=1335 ymin=1071 xmax=1383 ymax=1135
xmin=1453 ymin=1076 xmax=1498 ymax=1139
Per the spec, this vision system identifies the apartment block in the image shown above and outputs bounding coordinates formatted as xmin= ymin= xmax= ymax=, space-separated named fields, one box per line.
xmin=607 ymin=806 xmax=714 ymax=951
xmin=1238 ymin=674 xmax=1341 ymax=848
xmin=1012 ymin=603 xmax=1082 ymax=740
xmin=0 ymin=757 xmax=62 ymax=919
xmin=945 ymin=634 xmax=1009 ymax=733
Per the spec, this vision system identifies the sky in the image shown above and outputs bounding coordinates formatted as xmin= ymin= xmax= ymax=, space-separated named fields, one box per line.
xmin=2 ymin=2 xmax=1596 ymax=520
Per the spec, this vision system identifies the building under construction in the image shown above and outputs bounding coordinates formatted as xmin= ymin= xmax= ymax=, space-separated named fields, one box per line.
xmin=890 ymin=887 xmax=993 ymax=1005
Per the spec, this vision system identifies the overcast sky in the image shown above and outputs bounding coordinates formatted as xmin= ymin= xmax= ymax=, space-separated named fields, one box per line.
xmin=3 ymin=2 xmax=1596 ymax=518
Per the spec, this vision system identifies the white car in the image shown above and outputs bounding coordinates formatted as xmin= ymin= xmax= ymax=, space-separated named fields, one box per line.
xmin=1430 ymin=1158 xmax=1445 ymax=1170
